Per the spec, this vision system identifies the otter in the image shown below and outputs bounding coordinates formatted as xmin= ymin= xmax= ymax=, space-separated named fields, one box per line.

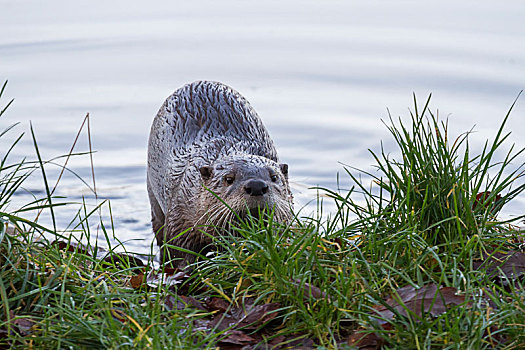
xmin=147 ymin=81 xmax=293 ymax=266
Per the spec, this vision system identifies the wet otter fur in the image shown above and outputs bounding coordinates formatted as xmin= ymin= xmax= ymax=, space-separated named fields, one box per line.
xmin=147 ymin=81 xmax=293 ymax=265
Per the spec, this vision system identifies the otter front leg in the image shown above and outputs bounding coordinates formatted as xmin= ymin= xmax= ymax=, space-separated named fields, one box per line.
xmin=147 ymin=181 xmax=165 ymax=246
xmin=163 ymin=207 xmax=212 ymax=266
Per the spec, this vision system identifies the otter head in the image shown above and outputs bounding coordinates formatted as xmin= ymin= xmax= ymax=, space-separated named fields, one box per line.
xmin=197 ymin=154 xmax=293 ymax=229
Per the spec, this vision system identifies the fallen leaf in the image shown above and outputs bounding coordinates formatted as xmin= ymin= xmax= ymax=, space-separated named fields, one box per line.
xmin=0 ymin=328 xmax=11 ymax=349
xmin=102 ymin=252 xmax=145 ymax=270
xmin=267 ymin=335 xmax=286 ymax=348
xmin=206 ymin=300 xmax=281 ymax=334
xmin=234 ymin=302 xmax=281 ymax=329
xmin=283 ymin=334 xmax=316 ymax=349
xmin=163 ymin=295 xmax=188 ymax=311
xmin=472 ymin=191 xmax=502 ymax=211
xmin=5 ymin=311 xmax=37 ymax=337
xmin=373 ymin=283 xmax=467 ymax=323
xmin=130 ymin=273 xmax=145 ymax=289
xmin=484 ymin=325 xmax=508 ymax=347
xmin=209 ymin=313 xmax=237 ymax=332
xmin=206 ymin=297 xmax=230 ymax=312
xmin=53 ymin=240 xmax=91 ymax=256
xmin=179 ymin=295 xmax=208 ymax=311
xmin=218 ymin=329 xmax=256 ymax=345
xmin=473 ymin=250 xmax=525 ymax=283
xmin=347 ymin=328 xmax=385 ymax=349
xmin=12 ymin=317 xmax=35 ymax=336
xmin=292 ymin=279 xmax=331 ymax=301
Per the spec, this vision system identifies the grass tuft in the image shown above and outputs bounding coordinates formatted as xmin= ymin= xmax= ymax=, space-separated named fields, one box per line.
xmin=1 ymin=83 xmax=524 ymax=349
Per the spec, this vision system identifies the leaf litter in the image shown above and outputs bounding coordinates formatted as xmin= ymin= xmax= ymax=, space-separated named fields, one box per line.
xmin=13 ymin=233 xmax=525 ymax=349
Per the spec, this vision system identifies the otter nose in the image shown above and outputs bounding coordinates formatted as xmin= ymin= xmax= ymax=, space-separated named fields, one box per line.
xmin=244 ymin=179 xmax=269 ymax=196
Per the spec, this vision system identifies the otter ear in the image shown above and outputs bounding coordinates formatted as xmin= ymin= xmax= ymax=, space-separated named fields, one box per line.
xmin=199 ymin=166 xmax=213 ymax=180
xmin=279 ymin=163 xmax=289 ymax=176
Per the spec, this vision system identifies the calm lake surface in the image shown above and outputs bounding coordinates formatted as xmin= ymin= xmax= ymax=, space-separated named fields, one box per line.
xmin=1 ymin=0 xmax=524 ymax=254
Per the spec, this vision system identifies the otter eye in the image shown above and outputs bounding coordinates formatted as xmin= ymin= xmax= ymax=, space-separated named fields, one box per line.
xmin=225 ymin=176 xmax=235 ymax=185
xmin=271 ymin=175 xmax=278 ymax=182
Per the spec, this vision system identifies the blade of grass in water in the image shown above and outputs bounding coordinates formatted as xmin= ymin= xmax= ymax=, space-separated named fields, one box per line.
xmin=30 ymin=123 xmax=57 ymax=233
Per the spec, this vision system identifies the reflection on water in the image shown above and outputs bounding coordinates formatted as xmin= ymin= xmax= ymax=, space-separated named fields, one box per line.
xmin=1 ymin=0 xmax=524 ymax=254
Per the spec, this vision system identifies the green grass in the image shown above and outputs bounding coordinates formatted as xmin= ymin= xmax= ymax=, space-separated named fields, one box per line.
xmin=1 ymin=82 xmax=524 ymax=349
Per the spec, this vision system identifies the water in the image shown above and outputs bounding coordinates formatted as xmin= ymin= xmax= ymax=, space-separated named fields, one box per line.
xmin=1 ymin=0 xmax=524 ymax=254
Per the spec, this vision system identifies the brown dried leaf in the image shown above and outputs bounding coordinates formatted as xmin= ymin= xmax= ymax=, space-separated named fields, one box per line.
xmin=164 ymin=295 xmax=188 ymax=311
xmin=102 ymin=252 xmax=145 ymax=270
xmin=53 ymin=240 xmax=91 ymax=256
xmin=129 ymin=267 xmax=188 ymax=290
xmin=235 ymin=302 xmax=281 ymax=329
xmin=266 ymin=335 xmax=286 ymax=349
xmin=206 ymin=297 xmax=230 ymax=312
xmin=12 ymin=317 xmax=35 ymax=336
xmin=473 ymin=250 xmax=525 ymax=282
xmin=374 ymin=283 xmax=467 ymax=322
xmin=219 ymin=329 xmax=257 ymax=346
xmin=484 ymin=325 xmax=508 ymax=346
xmin=130 ymin=273 xmax=145 ymax=289
xmin=283 ymin=335 xmax=316 ymax=349
xmin=334 ymin=237 xmax=345 ymax=249
xmin=0 ymin=328 xmax=11 ymax=349
xmin=179 ymin=295 xmax=208 ymax=311
xmin=472 ymin=191 xmax=502 ymax=211
xmin=207 ymin=312 xmax=237 ymax=332
xmin=208 ymin=301 xmax=281 ymax=332
xmin=292 ymin=279 xmax=331 ymax=301
xmin=5 ymin=311 xmax=37 ymax=337
xmin=347 ymin=328 xmax=385 ymax=349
